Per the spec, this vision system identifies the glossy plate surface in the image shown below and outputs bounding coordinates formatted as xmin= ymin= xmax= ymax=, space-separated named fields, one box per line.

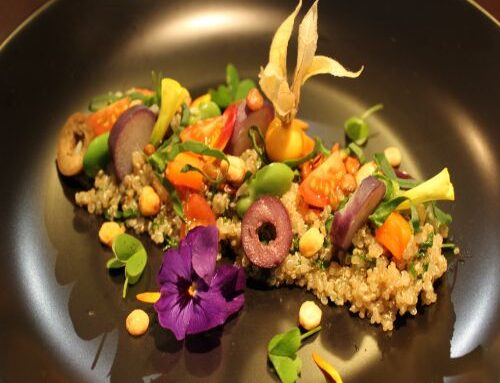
xmin=0 ymin=1 xmax=499 ymax=382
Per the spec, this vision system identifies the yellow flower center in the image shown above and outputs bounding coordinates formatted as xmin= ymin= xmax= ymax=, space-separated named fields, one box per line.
xmin=187 ymin=283 xmax=197 ymax=298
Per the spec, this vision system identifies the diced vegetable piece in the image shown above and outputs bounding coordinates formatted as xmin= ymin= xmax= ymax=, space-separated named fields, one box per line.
xmin=226 ymin=100 xmax=274 ymax=156
xmin=181 ymin=193 xmax=216 ymax=237
xmin=241 ymin=196 xmax=292 ymax=268
xmin=397 ymin=168 xmax=454 ymax=210
xmin=312 ymin=352 xmax=343 ymax=383
xmin=108 ymin=105 xmax=156 ymax=180
xmin=180 ymin=103 xmax=237 ymax=150
xmin=331 ymin=176 xmax=386 ymax=250
xmin=165 ymin=152 xmax=205 ymax=191
xmin=83 ymin=132 xmax=109 ymax=177
xmin=299 ymin=151 xmax=346 ymax=209
xmin=375 ymin=211 xmax=412 ymax=260
xmin=88 ymin=98 xmax=132 ymax=136
xmin=136 ymin=292 xmax=161 ymax=304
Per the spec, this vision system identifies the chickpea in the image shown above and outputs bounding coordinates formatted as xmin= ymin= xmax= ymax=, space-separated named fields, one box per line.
xmin=299 ymin=228 xmax=324 ymax=258
xmin=298 ymin=301 xmax=322 ymax=330
xmin=99 ymin=222 xmax=125 ymax=247
xmin=226 ymin=155 xmax=247 ymax=185
xmin=384 ymin=146 xmax=402 ymax=167
xmin=139 ymin=186 xmax=161 ymax=216
xmin=126 ymin=309 xmax=149 ymax=336
xmin=246 ymin=88 xmax=264 ymax=112
xmin=143 ymin=143 xmax=156 ymax=156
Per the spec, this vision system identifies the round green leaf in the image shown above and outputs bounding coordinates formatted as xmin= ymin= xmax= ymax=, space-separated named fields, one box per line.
xmin=112 ymin=233 xmax=144 ymax=262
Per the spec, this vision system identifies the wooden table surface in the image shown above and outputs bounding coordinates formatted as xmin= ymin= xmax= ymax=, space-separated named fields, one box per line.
xmin=1 ymin=0 xmax=499 ymax=44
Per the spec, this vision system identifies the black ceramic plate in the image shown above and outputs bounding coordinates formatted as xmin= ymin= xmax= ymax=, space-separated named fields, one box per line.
xmin=0 ymin=0 xmax=499 ymax=382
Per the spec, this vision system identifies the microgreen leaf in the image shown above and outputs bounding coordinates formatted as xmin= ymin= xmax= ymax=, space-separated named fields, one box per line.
xmin=248 ymin=125 xmax=268 ymax=164
xmin=267 ymin=326 xmax=321 ymax=383
xmin=106 ymin=257 xmax=125 ymax=269
xmin=108 ymin=233 xmax=148 ymax=298
xmin=344 ymin=117 xmax=369 ymax=146
xmin=369 ymin=196 xmax=408 ymax=227
xmin=269 ymin=354 xmax=302 ymax=383
xmin=209 ymin=85 xmax=232 ymax=108
xmin=226 ymin=63 xmax=240 ymax=98
xmin=210 ymin=64 xmax=256 ymax=108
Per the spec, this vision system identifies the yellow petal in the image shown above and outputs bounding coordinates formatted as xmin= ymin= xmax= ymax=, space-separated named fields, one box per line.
xmin=268 ymin=0 xmax=302 ymax=77
xmin=136 ymin=292 xmax=161 ymax=304
xmin=292 ymin=0 xmax=319 ymax=105
xmin=312 ymin=352 xmax=343 ymax=383
xmin=302 ymin=55 xmax=364 ymax=84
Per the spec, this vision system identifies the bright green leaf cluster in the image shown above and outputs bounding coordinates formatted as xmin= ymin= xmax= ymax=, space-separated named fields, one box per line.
xmin=209 ymin=64 xmax=256 ymax=109
xmin=106 ymin=233 xmax=148 ymax=298
xmin=267 ymin=326 xmax=321 ymax=383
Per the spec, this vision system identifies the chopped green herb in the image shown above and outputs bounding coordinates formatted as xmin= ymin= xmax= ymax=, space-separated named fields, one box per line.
xmin=347 ymin=142 xmax=366 ymax=164
xmin=408 ymin=262 xmax=417 ymax=278
xmin=316 ymin=259 xmax=331 ymax=270
xmin=369 ymin=196 xmax=408 ymax=227
xmin=410 ymin=204 xmax=421 ymax=233
xmin=431 ymin=202 xmax=453 ymax=226
xmin=417 ymin=233 xmax=434 ymax=258
xmin=267 ymin=326 xmax=321 ymax=383
xmin=441 ymin=243 xmax=456 ymax=251
xmin=283 ymin=137 xmax=324 ymax=168
xmin=374 ymin=152 xmax=397 ymax=180
xmin=325 ymin=214 xmax=334 ymax=235
xmin=291 ymin=235 xmax=300 ymax=253
xmin=248 ymin=125 xmax=268 ymax=163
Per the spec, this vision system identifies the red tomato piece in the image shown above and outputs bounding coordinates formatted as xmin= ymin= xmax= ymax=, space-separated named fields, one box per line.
xmin=180 ymin=103 xmax=237 ymax=150
xmin=180 ymin=193 xmax=216 ymax=238
xmin=299 ymin=151 xmax=346 ymax=208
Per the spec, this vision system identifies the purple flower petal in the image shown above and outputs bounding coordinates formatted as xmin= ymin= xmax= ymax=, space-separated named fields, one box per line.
xmin=155 ymin=288 xmax=194 ymax=341
xmin=186 ymin=225 xmax=219 ymax=284
xmin=210 ymin=265 xmax=246 ymax=317
xmin=186 ymin=290 xmax=229 ymax=335
xmin=158 ymin=240 xmax=192 ymax=287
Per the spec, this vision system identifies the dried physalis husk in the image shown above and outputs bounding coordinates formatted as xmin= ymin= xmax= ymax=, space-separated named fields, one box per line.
xmin=259 ymin=0 xmax=363 ymax=124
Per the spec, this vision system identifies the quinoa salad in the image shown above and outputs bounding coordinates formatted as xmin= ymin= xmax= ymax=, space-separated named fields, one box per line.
xmin=55 ymin=1 xmax=458 ymax=381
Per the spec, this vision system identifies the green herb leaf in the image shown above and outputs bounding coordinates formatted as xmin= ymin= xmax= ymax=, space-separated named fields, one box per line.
xmin=397 ymin=177 xmax=420 ymax=190
xmin=167 ymin=140 xmax=228 ymax=163
xmin=181 ymin=163 xmax=226 ymax=186
xmin=180 ymin=102 xmax=191 ymax=126
xmin=410 ymin=204 xmax=421 ymax=233
xmin=374 ymin=152 xmax=397 ymax=180
xmin=248 ymin=125 xmax=267 ymax=163
xmin=88 ymin=92 xmax=121 ymax=112
xmin=125 ymin=250 xmax=148 ymax=284
xmin=226 ymin=63 xmax=240 ymax=98
xmin=325 ymin=213 xmax=334 ymax=234
xmin=235 ymin=79 xmax=256 ymax=101
xmin=432 ymin=202 xmax=452 ymax=226
xmin=283 ymin=137 xmax=324 ymax=168
xmin=347 ymin=142 xmax=366 ymax=164
xmin=369 ymin=196 xmax=408 ymax=227
xmin=112 ymin=234 xmax=144 ymax=262
xmin=209 ymin=85 xmax=232 ymax=108
xmin=160 ymin=176 xmax=185 ymax=221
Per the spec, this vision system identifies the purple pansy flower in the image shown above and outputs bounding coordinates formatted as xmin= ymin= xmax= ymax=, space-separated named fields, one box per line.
xmin=154 ymin=225 xmax=246 ymax=340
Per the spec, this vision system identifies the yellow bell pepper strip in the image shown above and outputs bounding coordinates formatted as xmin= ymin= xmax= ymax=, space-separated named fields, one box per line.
xmin=397 ymin=168 xmax=454 ymax=210
xmin=191 ymin=93 xmax=211 ymax=108
xmin=265 ymin=117 xmax=315 ymax=162
xmin=312 ymin=352 xmax=343 ymax=383
xmin=136 ymin=292 xmax=161 ymax=304
xmin=150 ymin=78 xmax=189 ymax=146
xmin=375 ymin=211 xmax=412 ymax=261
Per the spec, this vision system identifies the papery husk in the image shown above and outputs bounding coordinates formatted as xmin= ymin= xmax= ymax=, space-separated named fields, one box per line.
xmin=259 ymin=0 xmax=363 ymax=124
